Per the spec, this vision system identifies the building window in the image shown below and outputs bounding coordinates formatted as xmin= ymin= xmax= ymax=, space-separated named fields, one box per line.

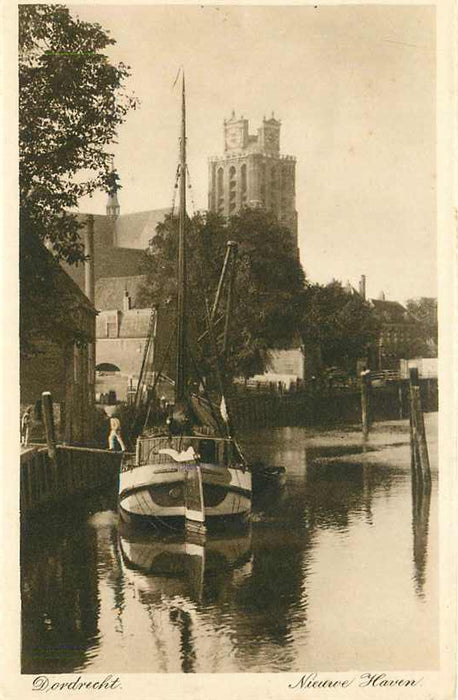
xmin=241 ymin=164 xmax=247 ymax=193
xmin=229 ymin=165 xmax=236 ymax=209
xmin=217 ymin=167 xmax=224 ymax=201
xmin=271 ymin=168 xmax=278 ymax=211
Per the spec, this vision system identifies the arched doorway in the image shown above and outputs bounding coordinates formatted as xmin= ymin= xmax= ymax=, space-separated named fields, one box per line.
xmin=96 ymin=363 xmax=121 ymax=373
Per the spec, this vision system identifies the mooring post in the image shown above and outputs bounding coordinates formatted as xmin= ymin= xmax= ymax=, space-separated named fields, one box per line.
xmin=409 ymin=392 xmax=421 ymax=487
xmin=409 ymin=368 xmax=421 ymax=484
xmin=409 ymin=368 xmax=431 ymax=492
xmin=398 ymin=383 xmax=404 ymax=420
xmin=413 ymin=385 xmax=431 ymax=491
xmin=361 ymin=370 xmax=372 ymax=439
xmin=42 ymin=391 xmax=57 ymax=460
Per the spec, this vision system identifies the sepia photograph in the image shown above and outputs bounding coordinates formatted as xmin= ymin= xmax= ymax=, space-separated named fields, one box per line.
xmin=1 ymin=1 xmax=456 ymax=697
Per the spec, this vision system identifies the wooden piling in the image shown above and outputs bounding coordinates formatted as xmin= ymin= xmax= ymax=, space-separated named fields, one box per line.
xmin=42 ymin=391 xmax=57 ymax=460
xmin=398 ymin=384 xmax=404 ymax=420
xmin=360 ymin=370 xmax=372 ymax=439
xmin=411 ymin=386 xmax=431 ymax=491
xmin=409 ymin=368 xmax=431 ymax=492
xmin=20 ymin=445 xmax=121 ymax=518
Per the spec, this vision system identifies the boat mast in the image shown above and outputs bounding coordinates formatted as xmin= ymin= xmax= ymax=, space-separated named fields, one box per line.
xmin=175 ymin=71 xmax=187 ymax=404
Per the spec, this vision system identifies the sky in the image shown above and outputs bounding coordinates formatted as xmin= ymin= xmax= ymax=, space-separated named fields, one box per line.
xmin=74 ymin=4 xmax=436 ymax=302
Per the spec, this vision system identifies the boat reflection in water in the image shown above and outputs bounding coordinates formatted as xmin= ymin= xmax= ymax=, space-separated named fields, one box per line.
xmin=118 ymin=522 xmax=252 ymax=603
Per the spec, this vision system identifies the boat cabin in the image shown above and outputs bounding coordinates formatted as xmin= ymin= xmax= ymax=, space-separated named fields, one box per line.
xmin=135 ymin=435 xmax=246 ymax=470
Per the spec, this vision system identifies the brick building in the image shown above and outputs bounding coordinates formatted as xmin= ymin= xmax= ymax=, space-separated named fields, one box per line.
xmin=368 ymin=294 xmax=423 ymax=370
xmin=20 ymin=240 xmax=96 ymax=443
xmin=59 ymin=194 xmax=172 ymax=402
xmin=347 ymin=277 xmax=427 ymax=370
xmin=95 ymin=276 xmax=151 ymax=402
xmin=94 ymin=276 xmax=175 ymax=402
xmin=208 ymin=112 xmax=298 ymax=253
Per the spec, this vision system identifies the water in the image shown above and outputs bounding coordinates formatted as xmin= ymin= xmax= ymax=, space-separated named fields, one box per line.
xmin=21 ymin=418 xmax=438 ymax=673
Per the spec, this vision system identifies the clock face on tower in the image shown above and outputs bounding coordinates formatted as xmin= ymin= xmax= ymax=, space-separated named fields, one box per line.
xmin=265 ymin=130 xmax=279 ymax=150
xmin=226 ymin=127 xmax=240 ymax=149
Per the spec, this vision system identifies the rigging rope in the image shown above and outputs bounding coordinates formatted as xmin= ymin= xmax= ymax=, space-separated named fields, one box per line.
xmin=186 ymin=164 xmax=196 ymax=216
xmin=171 ymin=163 xmax=181 ymax=216
xmin=142 ymin=325 xmax=177 ymax=432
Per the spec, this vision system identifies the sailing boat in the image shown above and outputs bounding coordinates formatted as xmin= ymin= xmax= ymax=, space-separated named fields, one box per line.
xmin=118 ymin=74 xmax=252 ymax=529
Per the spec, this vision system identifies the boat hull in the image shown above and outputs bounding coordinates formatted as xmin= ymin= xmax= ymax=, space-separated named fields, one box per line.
xmin=119 ymin=461 xmax=251 ymax=528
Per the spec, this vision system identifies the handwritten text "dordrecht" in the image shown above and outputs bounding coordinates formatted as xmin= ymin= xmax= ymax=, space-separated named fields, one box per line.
xmin=32 ymin=675 xmax=122 ymax=692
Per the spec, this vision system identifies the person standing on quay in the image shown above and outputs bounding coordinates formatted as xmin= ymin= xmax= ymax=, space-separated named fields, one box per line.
xmin=108 ymin=413 xmax=126 ymax=452
xmin=21 ymin=406 xmax=32 ymax=446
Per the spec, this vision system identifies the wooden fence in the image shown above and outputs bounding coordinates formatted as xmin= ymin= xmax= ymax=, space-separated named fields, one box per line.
xmin=230 ymin=378 xmax=438 ymax=431
xmin=20 ymin=444 xmax=121 ymax=518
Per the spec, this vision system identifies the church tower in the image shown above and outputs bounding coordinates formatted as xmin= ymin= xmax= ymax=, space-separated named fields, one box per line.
xmin=106 ymin=189 xmax=120 ymax=219
xmin=208 ymin=112 xmax=298 ymax=251
xmin=106 ymin=158 xmax=120 ymax=220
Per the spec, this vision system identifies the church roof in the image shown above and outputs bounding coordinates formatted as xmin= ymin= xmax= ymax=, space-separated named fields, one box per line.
xmin=115 ymin=208 xmax=171 ymax=249
xmin=368 ymin=299 xmax=416 ymax=324
xmin=95 ymin=275 xmax=147 ymax=310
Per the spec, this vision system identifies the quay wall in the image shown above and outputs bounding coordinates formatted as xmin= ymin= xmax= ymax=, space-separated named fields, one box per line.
xmin=20 ymin=445 xmax=121 ymax=519
xmin=230 ymin=379 xmax=438 ymax=430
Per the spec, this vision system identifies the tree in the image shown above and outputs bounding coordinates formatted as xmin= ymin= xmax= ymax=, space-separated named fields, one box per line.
xmin=405 ymin=297 xmax=438 ymax=356
xmin=19 ymin=4 xmax=137 ymax=353
xmin=300 ymin=282 xmax=380 ymax=374
xmin=138 ymin=208 xmax=306 ymax=380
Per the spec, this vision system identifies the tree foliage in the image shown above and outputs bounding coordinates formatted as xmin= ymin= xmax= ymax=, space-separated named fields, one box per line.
xmin=19 ymin=5 xmax=137 ymax=355
xmin=300 ymin=282 xmax=380 ymax=373
xmin=405 ymin=297 xmax=438 ymax=355
xmin=19 ymin=4 xmax=136 ymax=262
xmin=139 ymin=208 xmax=306 ymax=380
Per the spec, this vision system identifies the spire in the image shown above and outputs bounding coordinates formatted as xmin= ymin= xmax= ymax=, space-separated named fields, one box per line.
xmin=106 ymin=190 xmax=120 ymax=219
xmin=106 ymin=156 xmax=120 ymax=219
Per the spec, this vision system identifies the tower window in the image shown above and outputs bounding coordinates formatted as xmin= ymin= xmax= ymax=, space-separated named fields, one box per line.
xmin=229 ymin=165 xmax=236 ymax=196
xmin=241 ymin=164 xmax=247 ymax=192
xmin=217 ymin=168 xmax=224 ymax=200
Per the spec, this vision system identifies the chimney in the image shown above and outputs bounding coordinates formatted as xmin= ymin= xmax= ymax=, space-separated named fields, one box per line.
xmin=378 ymin=290 xmax=386 ymax=301
xmin=123 ymin=289 xmax=131 ymax=311
xmin=84 ymin=215 xmax=95 ymax=304
xmin=359 ymin=274 xmax=366 ymax=300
